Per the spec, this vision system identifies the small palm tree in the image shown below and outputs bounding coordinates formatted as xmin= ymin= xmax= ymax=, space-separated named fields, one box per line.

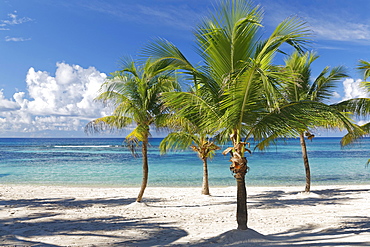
xmin=85 ymin=57 xmax=179 ymax=202
xmin=159 ymin=114 xmax=220 ymax=195
xmin=160 ymin=132 xmax=220 ymax=195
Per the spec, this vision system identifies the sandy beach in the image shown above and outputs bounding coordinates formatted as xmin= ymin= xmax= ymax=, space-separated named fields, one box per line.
xmin=0 ymin=184 xmax=369 ymax=246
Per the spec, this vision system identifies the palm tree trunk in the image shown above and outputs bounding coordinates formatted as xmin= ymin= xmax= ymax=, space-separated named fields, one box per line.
xmin=300 ymin=133 xmax=311 ymax=192
xmin=201 ymin=157 xmax=210 ymax=195
xmin=231 ymin=152 xmax=248 ymax=230
xmin=236 ymin=174 xmax=248 ymax=230
xmin=136 ymin=139 xmax=148 ymax=202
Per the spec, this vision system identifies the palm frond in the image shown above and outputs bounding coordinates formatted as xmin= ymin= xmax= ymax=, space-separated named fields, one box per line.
xmin=310 ymin=65 xmax=348 ymax=102
xmin=357 ymin=59 xmax=370 ymax=81
xmin=249 ymin=101 xmax=363 ymax=146
xmin=126 ymin=124 xmax=150 ymax=142
xmin=256 ymin=16 xmax=312 ymax=65
xmin=84 ymin=116 xmax=133 ymax=134
xmin=161 ymin=91 xmax=221 ymax=130
xmin=332 ymin=98 xmax=370 ymax=116
xmin=195 ymin=0 xmax=263 ymax=81
xmin=142 ymin=38 xmax=195 ymax=72
xmin=159 ymin=132 xmax=196 ymax=154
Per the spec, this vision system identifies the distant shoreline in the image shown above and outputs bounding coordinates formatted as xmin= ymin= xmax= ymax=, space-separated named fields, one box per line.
xmin=2 ymin=181 xmax=370 ymax=188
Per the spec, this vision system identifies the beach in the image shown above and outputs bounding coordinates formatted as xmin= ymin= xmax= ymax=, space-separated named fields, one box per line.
xmin=1 ymin=185 xmax=369 ymax=246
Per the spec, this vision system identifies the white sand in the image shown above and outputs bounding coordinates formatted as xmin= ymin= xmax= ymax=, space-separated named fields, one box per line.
xmin=1 ymin=184 xmax=369 ymax=246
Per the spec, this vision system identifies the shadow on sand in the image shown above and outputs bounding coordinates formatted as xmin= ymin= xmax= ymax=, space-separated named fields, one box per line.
xmin=1 ymin=187 xmax=369 ymax=246
xmin=248 ymin=187 xmax=370 ymax=209
xmin=187 ymin=187 xmax=370 ymax=246
xmin=0 ymin=196 xmax=187 ymax=246
xmin=189 ymin=216 xmax=370 ymax=247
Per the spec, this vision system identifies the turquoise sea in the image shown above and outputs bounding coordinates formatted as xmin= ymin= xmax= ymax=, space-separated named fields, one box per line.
xmin=0 ymin=137 xmax=369 ymax=187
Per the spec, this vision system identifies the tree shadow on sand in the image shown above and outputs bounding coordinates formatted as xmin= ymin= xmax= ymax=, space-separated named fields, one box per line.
xmin=0 ymin=196 xmax=138 ymax=209
xmin=0 ymin=196 xmax=187 ymax=246
xmin=248 ymin=187 xmax=369 ymax=209
xmin=189 ymin=216 xmax=370 ymax=246
xmin=186 ymin=188 xmax=370 ymax=246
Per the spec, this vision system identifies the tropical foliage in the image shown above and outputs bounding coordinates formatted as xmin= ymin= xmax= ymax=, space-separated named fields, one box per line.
xmin=332 ymin=59 xmax=370 ymax=162
xmin=85 ymin=57 xmax=179 ymax=202
xmin=273 ymin=51 xmax=355 ymax=192
xmin=144 ymin=0 xmax=330 ymax=230
xmin=160 ymin=129 xmax=220 ymax=195
xmin=86 ymin=0 xmax=365 ymax=232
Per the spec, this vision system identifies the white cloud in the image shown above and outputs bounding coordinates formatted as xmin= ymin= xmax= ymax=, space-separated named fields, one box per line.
xmin=260 ymin=1 xmax=370 ymax=43
xmin=332 ymin=91 xmax=341 ymax=99
xmin=342 ymin=78 xmax=369 ymax=100
xmin=309 ymin=19 xmax=370 ymax=42
xmin=1 ymin=12 xmax=32 ymax=42
xmin=77 ymin=1 xmax=203 ymax=31
xmin=5 ymin=36 xmax=31 ymax=42
xmin=0 ymin=63 xmax=111 ymax=135
xmin=357 ymin=120 xmax=369 ymax=126
xmin=1 ymin=12 xmax=32 ymax=26
xmin=0 ymin=90 xmax=20 ymax=111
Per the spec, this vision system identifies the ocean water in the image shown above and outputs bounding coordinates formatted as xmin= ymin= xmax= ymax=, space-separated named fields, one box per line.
xmin=0 ymin=137 xmax=369 ymax=187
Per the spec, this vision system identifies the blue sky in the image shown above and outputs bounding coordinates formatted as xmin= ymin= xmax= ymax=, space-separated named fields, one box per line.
xmin=0 ymin=0 xmax=370 ymax=137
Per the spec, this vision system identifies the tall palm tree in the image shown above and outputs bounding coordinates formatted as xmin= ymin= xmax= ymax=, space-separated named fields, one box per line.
xmin=278 ymin=51 xmax=350 ymax=192
xmin=146 ymin=0 xmax=316 ymax=230
xmin=85 ymin=57 xmax=179 ymax=202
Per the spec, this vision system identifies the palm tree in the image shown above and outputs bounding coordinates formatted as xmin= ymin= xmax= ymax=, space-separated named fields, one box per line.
xmin=85 ymin=57 xmax=179 ymax=202
xmin=160 ymin=131 xmax=220 ymax=195
xmin=145 ymin=0 xmax=315 ymax=230
xmin=278 ymin=51 xmax=350 ymax=192
xmin=156 ymin=52 xmax=222 ymax=195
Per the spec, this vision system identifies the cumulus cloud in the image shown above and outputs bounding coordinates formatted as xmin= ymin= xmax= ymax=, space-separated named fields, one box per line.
xmin=0 ymin=63 xmax=111 ymax=135
xmin=0 ymin=90 xmax=20 ymax=111
xmin=342 ymin=78 xmax=369 ymax=100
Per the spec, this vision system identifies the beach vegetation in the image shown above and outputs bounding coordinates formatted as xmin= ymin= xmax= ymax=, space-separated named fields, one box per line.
xmin=266 ymin=51 xmax=355 ymax=192
xmin=144 ymin=41 xmax=222 ymax=196
xmin=85 ymin=57 xmax=180 ymax=202
xmin=332 ymin=59 xmax=370 ymax=162
xmin=160 ymin=131 xmax=220 ymax=195
xmin=144 ymin=0 xmax=317 ymax=230
xmin=158 ymin=81 xmax=221 ymax=195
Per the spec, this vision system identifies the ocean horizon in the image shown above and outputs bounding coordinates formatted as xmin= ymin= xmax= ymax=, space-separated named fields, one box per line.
xmin=0 ymin=137 xmax=369 ymax=187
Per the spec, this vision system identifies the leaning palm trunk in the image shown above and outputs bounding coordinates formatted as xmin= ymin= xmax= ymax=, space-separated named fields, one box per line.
xmin=202 ymin=158 xmax=210 ymax=195
xmin=299 ymin=133 xmax=311 ymax=192
xmin=136 ymin=139 xmax=149 ymax=202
